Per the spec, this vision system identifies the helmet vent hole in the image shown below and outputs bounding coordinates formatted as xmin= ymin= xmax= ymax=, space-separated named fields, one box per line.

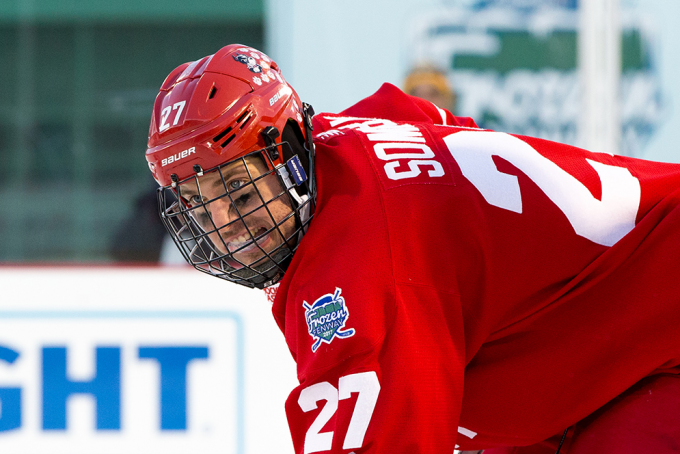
xmin=208 ymin=86 xmax=218 ymax=99
xmin=212 ymin=109 xmax=253 ymax=148
xmin=236 ymin=110 xmax=250 ymax=123
xmin=221 ymin=134 xmax=236 ymax=148
xmin=213 ymin=126 xmax=233 ymax=142
xmin=240 ymin=113 xmax=252 ymax=130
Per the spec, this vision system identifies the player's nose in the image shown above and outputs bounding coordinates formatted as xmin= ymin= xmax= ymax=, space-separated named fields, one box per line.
xmin=210 ymin=199 xmax=240 ymax=231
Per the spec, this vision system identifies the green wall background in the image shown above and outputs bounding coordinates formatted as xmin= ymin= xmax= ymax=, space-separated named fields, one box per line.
xmin=0 ymin=0 xmax=262 ymax=22
xmin=0 ymin=2 xmax=263 ymax=261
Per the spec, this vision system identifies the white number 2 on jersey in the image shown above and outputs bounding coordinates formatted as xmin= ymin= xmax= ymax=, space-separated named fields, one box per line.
xmin=444 ymin=131 xmax=641 ymax=247
xmin=298 ymin=371 xmax=381 ymax=454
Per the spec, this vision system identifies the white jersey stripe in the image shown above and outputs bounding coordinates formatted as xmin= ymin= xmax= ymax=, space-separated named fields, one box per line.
xmin=434 ymin=103 xmax=448 ymax=125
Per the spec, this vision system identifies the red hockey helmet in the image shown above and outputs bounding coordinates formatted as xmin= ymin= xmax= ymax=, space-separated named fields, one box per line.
xmin=146 ymin=44 xmax=316 ymax=289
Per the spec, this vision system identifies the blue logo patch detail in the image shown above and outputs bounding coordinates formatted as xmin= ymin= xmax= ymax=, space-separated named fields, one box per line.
xmin=286 ymin=155 xmax=307 ymax=185
xmin=303 ymin=288 xmax=355 ymax=352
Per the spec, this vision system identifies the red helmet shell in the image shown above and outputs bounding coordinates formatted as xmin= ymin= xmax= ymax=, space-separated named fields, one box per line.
xmin=146 ymin=44 xmax=305 ymax=186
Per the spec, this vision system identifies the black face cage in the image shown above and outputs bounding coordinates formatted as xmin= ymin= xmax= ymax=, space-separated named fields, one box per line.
xmin=157 ymin=141 xmax=315 ymax=289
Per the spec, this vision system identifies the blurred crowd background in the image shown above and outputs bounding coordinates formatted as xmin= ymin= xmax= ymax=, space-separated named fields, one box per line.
xmin=1 ymin=0 xmax=678 ymax=265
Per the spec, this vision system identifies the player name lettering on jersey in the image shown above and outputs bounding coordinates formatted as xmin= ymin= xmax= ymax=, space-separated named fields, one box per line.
xmin=325 ymin=116 xmax=444 ymax=181
xmin=315 ymin=129 xmax=345 ymax=140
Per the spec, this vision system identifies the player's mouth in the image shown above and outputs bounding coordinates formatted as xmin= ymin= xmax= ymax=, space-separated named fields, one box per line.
xmin=225 ymin=226 xmax=274 ymax=256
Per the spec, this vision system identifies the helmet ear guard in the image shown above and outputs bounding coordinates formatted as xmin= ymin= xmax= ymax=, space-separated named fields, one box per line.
xmin=258 ymin=104 xmax=315 ymax=229
xmin=266 ymin=115 xmax=315 ymax=237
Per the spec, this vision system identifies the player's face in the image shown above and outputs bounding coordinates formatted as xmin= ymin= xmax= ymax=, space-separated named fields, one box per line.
xmin=177 ymin=155 xmax=297 ymax=270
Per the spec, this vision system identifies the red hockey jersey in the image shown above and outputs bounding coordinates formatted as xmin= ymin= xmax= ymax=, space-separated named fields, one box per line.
xmin=272 ymin=83 xmax=680 ymax=453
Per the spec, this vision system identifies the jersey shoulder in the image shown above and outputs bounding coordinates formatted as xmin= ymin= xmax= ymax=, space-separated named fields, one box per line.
xmin=313 ymin=113 xmax=465 ymax=191
xmin=320 ymin=82 xmax=478 ymax=128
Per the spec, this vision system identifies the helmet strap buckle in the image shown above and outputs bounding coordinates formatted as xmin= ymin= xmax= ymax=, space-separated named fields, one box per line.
xmin=261 ymin=126 xmax=280 ymax=161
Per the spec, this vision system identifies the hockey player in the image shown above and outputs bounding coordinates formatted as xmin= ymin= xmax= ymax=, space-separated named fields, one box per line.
xmin=145 ymin=44 xmax=680 ymax=453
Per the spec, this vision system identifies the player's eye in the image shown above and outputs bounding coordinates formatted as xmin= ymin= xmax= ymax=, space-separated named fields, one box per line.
xmin=189 ymin=195 xmax=204 ymax=205
xmin=228 ymin=179 xmax=246 ymax=191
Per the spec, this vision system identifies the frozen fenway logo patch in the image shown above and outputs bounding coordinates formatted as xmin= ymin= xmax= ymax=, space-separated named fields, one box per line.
xmin=303 ymin=288 xmax=355 ymax=352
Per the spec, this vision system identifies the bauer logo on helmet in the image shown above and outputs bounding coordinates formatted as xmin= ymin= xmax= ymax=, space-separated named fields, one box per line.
xmin=161 ymin=147 xmax=196 ymax=167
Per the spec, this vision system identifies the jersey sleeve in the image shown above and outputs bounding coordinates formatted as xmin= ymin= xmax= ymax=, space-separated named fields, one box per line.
xmin=281 ymin=284 xmax=465 ymax=454
xmin=272 ymin=130 xmax=467 ymax=453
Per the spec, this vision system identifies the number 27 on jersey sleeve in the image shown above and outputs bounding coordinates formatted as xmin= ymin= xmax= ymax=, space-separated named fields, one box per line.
xmin=297 ymin=371 xmax=381 ymax=454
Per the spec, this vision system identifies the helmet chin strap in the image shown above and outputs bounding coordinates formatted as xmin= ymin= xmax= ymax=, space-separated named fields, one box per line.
xmin=274 ymin=102 xmax=316 ymax=235
xmin=302 ymin=103 xmax=316 ymax=205
xmin=276 ymin=165 xmax=312 ymax=232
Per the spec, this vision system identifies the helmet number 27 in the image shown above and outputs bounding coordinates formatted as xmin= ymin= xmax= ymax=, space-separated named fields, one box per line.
xmin=297 ymin=371 xmax=380 ymax=454
xmin=159 ymin=100 xmax=187 ymax=132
